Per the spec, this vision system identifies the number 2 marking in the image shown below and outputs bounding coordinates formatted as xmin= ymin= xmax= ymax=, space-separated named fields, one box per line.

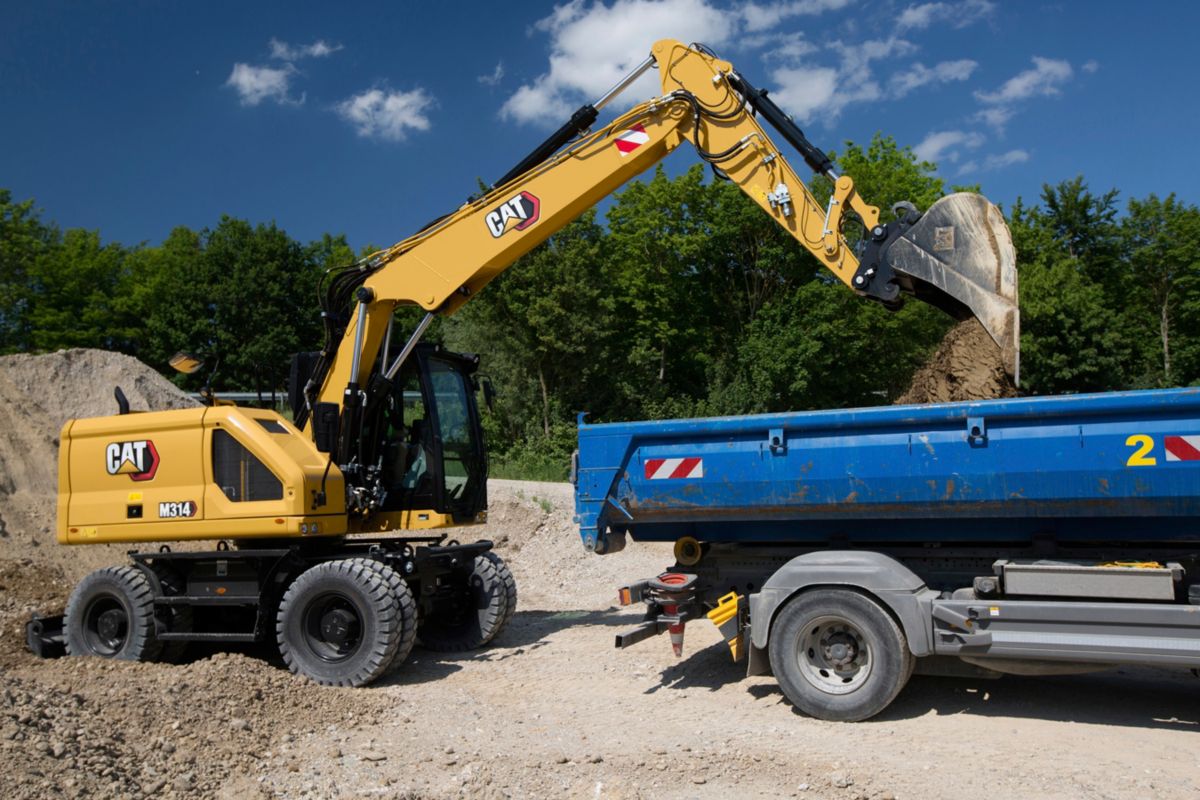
xmin=1125 ymin=434 xmax=1157 ymax=466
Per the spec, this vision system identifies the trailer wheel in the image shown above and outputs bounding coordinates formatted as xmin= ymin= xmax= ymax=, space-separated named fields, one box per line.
xmin=276 ymin=559 xmax=406 ymax=687
xmin=768 ymin=589 xmax=914 ymax=722
xmin=418 ymin=553 xmax=512 ymax=652
xmin=64 ymin=566 xmax=162 ymax=661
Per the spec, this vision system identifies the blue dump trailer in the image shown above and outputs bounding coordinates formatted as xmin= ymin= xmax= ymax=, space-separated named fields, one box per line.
xmin=573 ymin=388 xmax=1200 ymax=721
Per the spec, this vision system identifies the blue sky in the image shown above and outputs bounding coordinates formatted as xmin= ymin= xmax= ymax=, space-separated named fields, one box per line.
xmin=2 ymin=0 xmax=1197 ymax=250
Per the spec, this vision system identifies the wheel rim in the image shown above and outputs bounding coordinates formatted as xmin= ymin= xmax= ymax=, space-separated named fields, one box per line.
xmin=795 ymin=615 xmax=873 ymax=695
xmin=301 ymin=592 xmax=365 ymax=663
xmin=82 ymin=595 xmax=129 ymax=656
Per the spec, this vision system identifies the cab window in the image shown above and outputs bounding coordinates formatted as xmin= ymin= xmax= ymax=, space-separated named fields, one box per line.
xmin=212 ymin=429 xmax=283 ymax=501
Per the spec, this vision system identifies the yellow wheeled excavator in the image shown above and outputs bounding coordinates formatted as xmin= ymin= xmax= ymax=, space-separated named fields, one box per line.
xmin=29 ymin=40 xmax=1018 ymax=687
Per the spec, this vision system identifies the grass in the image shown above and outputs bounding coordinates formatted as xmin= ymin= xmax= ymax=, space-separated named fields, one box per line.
xmin=488 ymin=457 xmax=570 ymax=483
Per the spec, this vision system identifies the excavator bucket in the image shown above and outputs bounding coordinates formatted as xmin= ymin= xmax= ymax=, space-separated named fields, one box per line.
xmin=885 ymin=193 xmax=1020 ymax=383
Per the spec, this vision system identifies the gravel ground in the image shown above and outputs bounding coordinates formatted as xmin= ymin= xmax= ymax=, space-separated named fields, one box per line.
xmin=2 ymin=482 xmax=1198 ymax=800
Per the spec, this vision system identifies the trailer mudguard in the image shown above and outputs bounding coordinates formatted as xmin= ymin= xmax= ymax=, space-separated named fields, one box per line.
xmin=747 ymin=551 xmax=939 ymax=674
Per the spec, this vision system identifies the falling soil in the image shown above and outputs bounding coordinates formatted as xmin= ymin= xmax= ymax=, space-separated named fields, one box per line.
xmin=896 ymin=318 xmax=1018 ymax=404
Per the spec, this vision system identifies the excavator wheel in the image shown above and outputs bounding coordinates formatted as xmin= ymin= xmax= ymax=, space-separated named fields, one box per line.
xmin=482 ymin=551 xmax=518 ymax=630
xmin=276 ymin=558 xmax=407 ymax=687
xmin=367 ymin=562 xmax=418 ymax=674
xmin=418 ymin=553 xmax=514 ymax=652
xmin=146 ymin=562 xmax=193 ymax=663
xmin=64 ymin=566 xmax=163 ymax=661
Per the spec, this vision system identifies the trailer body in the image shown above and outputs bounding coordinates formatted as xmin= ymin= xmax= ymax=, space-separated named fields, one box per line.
xmin=574 ymin=389 xmax=1200 ymax=721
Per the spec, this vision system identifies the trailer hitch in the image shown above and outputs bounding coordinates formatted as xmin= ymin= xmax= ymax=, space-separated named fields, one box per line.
xmin=615 ymin=572 xmax=701 ymax=656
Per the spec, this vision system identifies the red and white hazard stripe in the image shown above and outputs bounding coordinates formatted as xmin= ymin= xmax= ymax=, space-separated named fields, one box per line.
xmin=1165 ymin=435 xmax=1200 ymax=461
xmin=644 ymin=457 xmax=704 ymax=480
xmin=615 ymin=124 xmax=650 ymax=156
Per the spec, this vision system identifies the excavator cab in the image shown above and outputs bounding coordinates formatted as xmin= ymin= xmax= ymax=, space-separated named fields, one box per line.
xmin=311 ymin=341 xmax=489 ymax=528
xmin=374 ymin=344 xmax=488 ymax=523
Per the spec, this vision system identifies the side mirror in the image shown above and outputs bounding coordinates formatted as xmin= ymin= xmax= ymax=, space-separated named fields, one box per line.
xmin=313 ymin=402 xmax=340 ymax=454
xmin=168 ymin=352 xmax=204 ymax=375
xmin=481 ymin=377 xmax=497 ymax=412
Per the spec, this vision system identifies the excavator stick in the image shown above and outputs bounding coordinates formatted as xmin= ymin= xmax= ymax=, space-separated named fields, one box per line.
xmin=856 ymin=193 xmax=1020 ymax=383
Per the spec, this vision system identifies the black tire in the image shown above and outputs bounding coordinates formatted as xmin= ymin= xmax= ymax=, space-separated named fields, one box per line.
xmin=418 ymin=553 xmax=511 ymax=652
xmin=64 ymin=566 xmax=163 ymax=661
xmin=368 ymin=562 xmax=418 ymax=674
xmin=768 ymin=589 xmax=914 ymax=722
xmin=147 ymin=562 xmax=193 ymax=663
xmin=482 ymin=551 xmax=518 ymax=631
xmin=276 ymin=558 xmax=405 ymax=687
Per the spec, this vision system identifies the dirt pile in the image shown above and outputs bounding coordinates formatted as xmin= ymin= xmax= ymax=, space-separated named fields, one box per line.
xmin=896 ymin=318 xmax=1018 ymax=404
xmin=0 ymin=651 xmax=383 ymax=800
xmin=0 ymin=349 xmax=198 ymax=497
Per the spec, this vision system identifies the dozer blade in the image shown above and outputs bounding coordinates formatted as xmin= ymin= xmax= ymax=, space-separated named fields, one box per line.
xmin=885 ymin=193 xmax=1020 ymax=383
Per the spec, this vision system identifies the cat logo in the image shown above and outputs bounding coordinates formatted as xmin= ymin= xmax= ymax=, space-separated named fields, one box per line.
xmin=485 ymin=191 xmax=540 ymax=238
xmin=105 ymin=440 xmax=160 ymax=482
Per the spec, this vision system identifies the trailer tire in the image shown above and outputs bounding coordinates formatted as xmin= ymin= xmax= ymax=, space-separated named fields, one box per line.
xmin=64 ymin=566 xmax=163 ymax=661
xmin=418 ymin=553 xmax=511 ymax=652
xmin=276 ymin=558 xmax=405 ymax=687
xmin=768 ymin=589 xmax=913 ymax=722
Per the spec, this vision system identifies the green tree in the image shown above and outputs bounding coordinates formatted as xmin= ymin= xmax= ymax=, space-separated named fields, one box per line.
xmin=604 ymin=164 xmax=716 ymax=413
xmin=0 ymin=191 xmax=58 ymax=352
xmin=1123 ymin=193 xmax=1200 ymax=385
xmin=448 ymin=212 xmax=615 ymax=445
xmin=146 ymin=217 xmax=322 ymax=393
xmin=1017 ymin=257 xmax=1131 ymax=394
xmin=27 ymin=228 xmax=130 ymax=352
xmin=1040 ymin=176 xmax=1121 ymax=271
xmin=118 ymin=227 xmax=202 ymax=366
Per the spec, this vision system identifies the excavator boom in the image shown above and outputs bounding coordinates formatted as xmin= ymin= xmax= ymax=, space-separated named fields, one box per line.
xmin=303 ymin=39 xmax=1018 ymax=427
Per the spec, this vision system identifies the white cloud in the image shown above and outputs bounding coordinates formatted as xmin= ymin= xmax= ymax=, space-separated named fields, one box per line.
xmin=984 ymin=148 xmax=1030 ymax=168
xmin=740 ymin=0 xmax=855 ymax=32
xmin=746 ymin=30 xmax=817 ymax=60
xmin=835 ymin=36 xmax=917 ymax=73
xmin=501 ymin=0 xmax=732 ymax=124
xmin=1082 ymin=59 xmax=1099 ymax=73
xmin=957 ymin=148 xmax=1029 ymax=175
xmin=914 ymin=129 xmax=984 ymax=164
xmin=769 ymin=66 xmax=841 ymax=120
xmin=769 ymin=37 xmax=916 ymax=122
xmin=975 ymin=56 xmax=1072 ymax=104
xmin=973 ymin=106 xmax=1014 ymax=130
xmin=225 ymin=63 xmax=302 ymax=107
xmin=269 ymin=38 xmax=343 ymax=61
xmin=478 ymin=61 xmax=505 ymax=86
xmin=890 ymin=58 xmax=977 ymax=97
xmin=897 ymin=0 xmax=994 ymax=32
xmin=336 ymin=87 xmax=435 ymax=141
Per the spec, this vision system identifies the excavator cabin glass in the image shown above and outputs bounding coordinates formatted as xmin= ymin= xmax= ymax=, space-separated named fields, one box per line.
xmin=373 ymin=344 xmax=487 ymax=523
